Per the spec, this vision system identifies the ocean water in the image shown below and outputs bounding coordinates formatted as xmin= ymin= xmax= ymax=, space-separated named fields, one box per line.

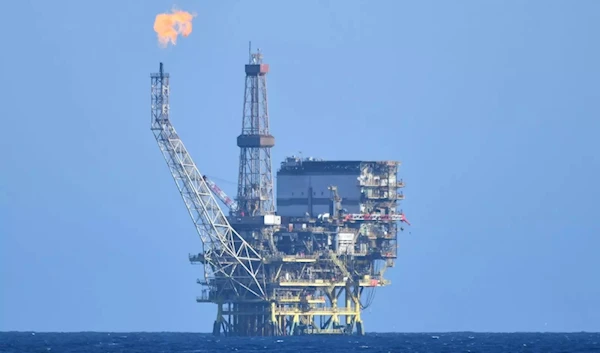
xmin=0 ymin=332 xmax=599 ymax=353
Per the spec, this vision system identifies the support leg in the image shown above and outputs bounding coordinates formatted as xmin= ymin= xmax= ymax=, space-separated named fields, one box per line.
xmin=356 ymin=321 xmax=364 ymax=336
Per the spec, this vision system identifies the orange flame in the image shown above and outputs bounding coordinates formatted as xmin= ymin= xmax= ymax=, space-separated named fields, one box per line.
xmin=153 ymin=9 xmax=195 ymax=47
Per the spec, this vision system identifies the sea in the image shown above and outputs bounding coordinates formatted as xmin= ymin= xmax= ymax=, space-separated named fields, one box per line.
xmin=0 ymin=332 xmax=599 ymax=353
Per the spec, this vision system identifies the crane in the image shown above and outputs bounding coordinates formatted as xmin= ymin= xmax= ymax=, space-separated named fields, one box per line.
xmin=202 ymin=175 xmax=239 ymax=213
xmin=150 ymin=63 xmax=266 ymax=299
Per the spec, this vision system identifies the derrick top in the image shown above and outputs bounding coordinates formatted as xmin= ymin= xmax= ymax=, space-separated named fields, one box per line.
xmin=245 ymin=48 xmax=269 ymax=76
xmin=151 ymin=62 xmax=169 ymax=78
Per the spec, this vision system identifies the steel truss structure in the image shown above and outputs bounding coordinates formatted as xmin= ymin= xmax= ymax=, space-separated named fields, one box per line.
xmin=150 ymin=50 xmax=409 ymax=336
xmin=236 ymin=46 xmax=275 ymax=218
xmin=150 ymin=63 xmax=266 ymax=301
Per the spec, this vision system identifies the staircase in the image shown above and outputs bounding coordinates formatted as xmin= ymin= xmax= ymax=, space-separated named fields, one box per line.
xmin=330 ymin=252 xmax=352 ymax=279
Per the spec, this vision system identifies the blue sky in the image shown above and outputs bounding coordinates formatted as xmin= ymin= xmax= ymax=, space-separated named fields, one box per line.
xmin=1 ymin=0 xmax=599 ymax=332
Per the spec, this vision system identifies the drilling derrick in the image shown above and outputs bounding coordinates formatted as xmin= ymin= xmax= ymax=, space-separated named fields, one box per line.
xmin=236 ymin=46 xmax=275 ymax=217
xmin=225 ymin=46 xmax=279 ymax=336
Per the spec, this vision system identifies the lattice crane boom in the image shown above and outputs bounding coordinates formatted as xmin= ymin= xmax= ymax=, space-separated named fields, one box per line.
xmin=203 ymin=176 xmax=239 ymax=212
xmin=150 ymin=63 xmax=266 ymax=299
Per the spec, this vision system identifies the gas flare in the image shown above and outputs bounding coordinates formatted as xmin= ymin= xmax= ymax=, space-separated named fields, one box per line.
xmin=153 ymin=9 xmax=195 ymax=47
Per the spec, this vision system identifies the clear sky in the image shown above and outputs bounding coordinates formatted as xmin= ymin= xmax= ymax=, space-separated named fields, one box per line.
xmin=1 ymin=0 xmax=599 ymax=333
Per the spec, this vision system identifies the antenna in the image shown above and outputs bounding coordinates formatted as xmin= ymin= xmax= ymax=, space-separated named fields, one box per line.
xmin=248 ymin=41 xmax=252 ymax=63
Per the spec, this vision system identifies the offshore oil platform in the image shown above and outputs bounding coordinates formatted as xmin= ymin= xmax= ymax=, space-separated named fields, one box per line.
xmin=149 ymin=46 xmax=410 ymax=336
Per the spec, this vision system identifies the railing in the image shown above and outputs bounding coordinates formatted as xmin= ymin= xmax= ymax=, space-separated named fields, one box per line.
xmin=266 ymin=253 xmax=320 ymax=263
xmin=362 ymin=192 xmax=404 ymax=200
xmin=195 ymin=290 xmax=214 ymax=302
xmin=351 ymin=251 xmax=369 ymax=256
xmin=329 ymin=252 xmax=351 ymax=278
xmin=273 ymin=307 xmax=358 ymax=314
xmin=278 ymin=278 xmax=340 ymax=285
xmin=276 ymin=295 xmax=327 ymax=303
xmin=358 ymin=179 xmax=404 ymax=188
xmin=188 ymin=253 xmax=205 ymax=263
